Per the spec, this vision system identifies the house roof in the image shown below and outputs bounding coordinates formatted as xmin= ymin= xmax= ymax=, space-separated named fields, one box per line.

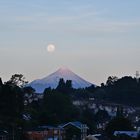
xmin=86 ymin=135 xmax=99 ymax=140
xmin=59 ymin=121 xmax=89 ymax=130
xmin=38 ymin=125 xmax=63 ymax=130
xmin=114 ymin=131 xmax=139 ymax=138
xmin=26 ymin=125 xmax=63 ymax=132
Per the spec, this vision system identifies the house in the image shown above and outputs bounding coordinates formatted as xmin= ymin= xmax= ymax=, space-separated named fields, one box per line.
xmin=0 ymin=130 xmax=8 ymax=140
xmin=25 ymin=125 xmax=64 ymax=140
xmin=59 ymin=121 xmax=89 ymax=140
xmin=114 ymin=131 xmax=139 ymax=138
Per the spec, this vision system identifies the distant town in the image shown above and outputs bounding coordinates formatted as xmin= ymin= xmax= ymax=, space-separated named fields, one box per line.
xmin=0 ymin=69 xmax=140 ymax=140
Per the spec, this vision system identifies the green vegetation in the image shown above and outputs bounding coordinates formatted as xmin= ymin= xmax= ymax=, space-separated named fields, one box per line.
xmin=93 ymin=76 xmax=140 ymax=106
xmin=0 ymin=75 xmax=24 ymax=139
xmin=0 ymin=74 xmax=140 ymax=139
xmin=105 ymin=116 xmax=134 ymax=136
xmin=40 ymin=90 xmax=78 ymax=125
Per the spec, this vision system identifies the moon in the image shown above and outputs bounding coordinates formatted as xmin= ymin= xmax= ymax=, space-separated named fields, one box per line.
xmin=47 ymin=44 xmax=55 ymax=52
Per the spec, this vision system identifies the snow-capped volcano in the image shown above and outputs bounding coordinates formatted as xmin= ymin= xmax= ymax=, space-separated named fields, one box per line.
xmin=28 ymin=68 xmax=94 ymax=93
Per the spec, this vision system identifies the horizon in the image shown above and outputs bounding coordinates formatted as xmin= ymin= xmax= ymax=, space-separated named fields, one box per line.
xmin=1 ymin=67 xmax=138 ymax=86
xmin=0 ymin=0 xmax=140 ymax=85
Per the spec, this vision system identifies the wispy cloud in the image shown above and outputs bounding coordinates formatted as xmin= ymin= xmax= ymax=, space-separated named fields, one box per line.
xmin=1 ymin=1 xmax=140 ymax=39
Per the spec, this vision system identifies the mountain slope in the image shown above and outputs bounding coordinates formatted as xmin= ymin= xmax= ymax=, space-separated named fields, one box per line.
xmin=28 ymin=68 xmax=94 ymax=93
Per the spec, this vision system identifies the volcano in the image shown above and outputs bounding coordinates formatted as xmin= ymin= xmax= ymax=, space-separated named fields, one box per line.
xmin=28 ymin=68 xmax=94 ymax=93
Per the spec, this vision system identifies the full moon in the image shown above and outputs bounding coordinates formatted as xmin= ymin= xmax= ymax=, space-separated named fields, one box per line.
xmin=47 ymin=44 xmax=55 ymax=52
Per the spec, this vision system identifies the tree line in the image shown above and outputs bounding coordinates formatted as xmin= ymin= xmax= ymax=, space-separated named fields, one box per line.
xmin=0 ymin=74 xmax=140 ymax=139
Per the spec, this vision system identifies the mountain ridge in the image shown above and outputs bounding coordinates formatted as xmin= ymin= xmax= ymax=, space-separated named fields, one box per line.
xmin=28 ymin=68 xmax=94 ymax=93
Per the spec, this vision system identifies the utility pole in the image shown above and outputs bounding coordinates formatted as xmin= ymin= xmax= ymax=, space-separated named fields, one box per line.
xmin=136 ymin=71 xmax=139 ymax=83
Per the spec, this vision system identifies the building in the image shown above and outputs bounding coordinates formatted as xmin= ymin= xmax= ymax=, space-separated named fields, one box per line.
xmin=25 ymin=125 xmax=64 ymax=140
xmin=59 ymin=121 xmax=89 ymax=140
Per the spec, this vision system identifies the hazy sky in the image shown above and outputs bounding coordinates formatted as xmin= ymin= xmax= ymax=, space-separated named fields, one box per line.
xmin=0 ymin=0 xmax=140 ymax=85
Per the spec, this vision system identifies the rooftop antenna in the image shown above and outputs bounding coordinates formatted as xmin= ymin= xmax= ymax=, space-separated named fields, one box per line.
xmin=135 ymin=71 xmax=139 ymax=83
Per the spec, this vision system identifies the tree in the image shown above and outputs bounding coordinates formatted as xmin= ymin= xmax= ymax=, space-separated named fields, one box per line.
xmin=105 ymin=116 xmax=134 ymax=136
xmin=40 ymin=90 xmax=79 ymax=125
xmin=95 ymin=109 xmax=110 ymax=123
xmin=104 ymin=76 xmax=140 ymax=106
xmin=66 ymin=80 xmax=72 ymax=89
xmin=6 ymin=74 xmax=28 ymax=87
xmin=0 ymin=78 xmax=3 ymax=86
xmin=0 ymin=81 xmax=24 ymax=140
xmin=56 ymin=78 xmax=73 ymax=94
xmin=116 ymin=106 xmax=124 ymax=118
xmin=106 ymin=76 xmax=118 ymax=86
xmin=23 ymin=86 xmax=36 ymax=106
xmin=23 ymin=86 xmax=35 ymax=94
xmin=0 ymin=76 xmax=27 ymax=139
xmin=43 ymin=87 xmax=52 ymax=94
xmin=56 ymin=78 xmax=65 ymax=91
xmin=81 ymin=107 xmax=96 ymax=132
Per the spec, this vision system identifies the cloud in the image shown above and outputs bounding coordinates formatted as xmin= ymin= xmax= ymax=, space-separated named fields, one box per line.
xmin=0 ymin=1 xmax=140 ymax=37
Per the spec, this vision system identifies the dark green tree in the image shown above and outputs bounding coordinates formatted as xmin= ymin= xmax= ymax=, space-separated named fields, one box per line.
xmin=66 ymin=80 xmax=72 ymax=89
xmin=95 ymin=109 xmax=110 ymax=123
xmin=0 ymin=83 xmax=24 ymax=125
xmin=81 ymin=107 xmax=96 ymax=133
xmin=0 ymin=78 xmax=24 ymax=140
xmin=43 ymin=87 xmax=52 ymax=94
xmin=56 ymin=78 xmax=73 ymax=94
xmin=0 ymin=78 xmax=3 ymax=85
xmin=105 ymin=116 xmax=134 ymax=136
xmin=40 ymin=90 xmax=79 ymax=125
xmin=6 ymin=74 xmax=28 ymax=87
xmin=106 ymin=76 xmax=118 ymax=86
xmin=56 ymin=78 xmax=65 ymax=91
xmin=116 ymin=106 xmax=124 ymax=118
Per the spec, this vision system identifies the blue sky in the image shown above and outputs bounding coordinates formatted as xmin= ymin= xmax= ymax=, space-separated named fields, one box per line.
xmin=0 ymin=0 xmax=140 ymax=85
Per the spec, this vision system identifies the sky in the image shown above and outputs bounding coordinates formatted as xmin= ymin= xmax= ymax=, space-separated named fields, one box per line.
xmin=0 ymin=0 xmax=140 ymax=85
